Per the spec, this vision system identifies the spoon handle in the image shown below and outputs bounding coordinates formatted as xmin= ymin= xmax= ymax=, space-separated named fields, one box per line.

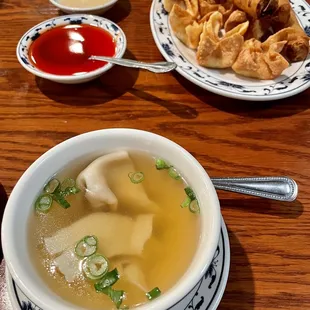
xmin=210 ymin=176 xmax=298 ymax=202
xmin=89 ymin=56 xmax=177 ymax=73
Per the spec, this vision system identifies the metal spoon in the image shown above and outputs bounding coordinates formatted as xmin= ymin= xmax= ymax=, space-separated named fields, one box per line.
xmin=210 ymin=176 xmax=298 ymax=202
xmin=89 ymin=56 xmax=176 ymax=73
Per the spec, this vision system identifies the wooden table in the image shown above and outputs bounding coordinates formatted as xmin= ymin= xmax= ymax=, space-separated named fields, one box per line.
xmin=1 ymin=0 xmax=310 ymax=309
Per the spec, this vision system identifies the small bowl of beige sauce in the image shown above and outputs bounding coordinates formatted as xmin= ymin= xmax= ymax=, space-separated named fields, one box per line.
xmin=49 ymin=0 xmax=118 ymax=15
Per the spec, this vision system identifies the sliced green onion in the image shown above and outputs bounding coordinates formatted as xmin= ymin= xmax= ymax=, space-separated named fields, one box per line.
xmin=63 ymin=186 xmax=80 ymax=196
xmin=60 ymin=178 xmax=80 ymax=196
xmin=95 ymin=268 xmax=120 ymax=291
xmin=83 ymin=254 xmax=109 ymax=280
xmin=53 ymin=194 xmax=71 ymax=209
xmin=99 ymin=287 xmax=124 ymax=309
xmin=168 ymin=167 xmax=181 ymax=180
xmin=189 ymin=199 xmax=200 ymax=214
xmin=128 ymin=172 xmax=135 ymax=179
xmin=146 ymin=287 xmax=161 ymax=300
xmin=109 ymin=289 xmax=125 ymax=309
xmin=61 ymin=178 xmax=76 ymax=190
xmin=155 ymin=158 xmax=170 ymax=170
xmin=128 ymin=172 xmax=144 ymax=184
xmin=35 ymin=194 xmax=53 ymax=213
xmin=184 ymin=187 xmax=196 ymax=201
xmin=75 ymin=237 xmax=97 ymax=257
xmin=84 ymin=235 xmax=98 ymax=246
xmin=44 ymin=178 xmax=60 ymax=194
xmin=181 ymin=196 xmax=191 ymax=208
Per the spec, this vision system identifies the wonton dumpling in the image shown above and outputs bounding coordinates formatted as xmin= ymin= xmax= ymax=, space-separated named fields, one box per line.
xmin=44 ymin=213 xmax=154 ymax=258
xmin=271 ymin=0 xmax=291 ymax=30
xmin=262 ymin=27 xmax=310 ymax=62
xmin=164 ymin=0 xmax=199 ymax=16
xmin=232 ymin=39 xmax=289 ymax=79
xmin=246 ymin=18 xmax=273 ymax=41
xmin=224 ymin=10 xmax=247 ymax=32
xmin=76 ymin=151 xmax=157 ymax=213
xmin=164 ymin=0 xmax=184 ymax=12
xmin=123 ymin=263 xmax=148 ymax=292
xmin=199 ymin=0 xmax=234 ymax=23
xmin=53 ymin=248 xmax=81 ymax=282
xmin=169 ymin=4 xmax=203 ymax=49
xmin=184 ymin=0 xmax=199 ymax=17
xmin=197 ymin=12 xmax=249 ymax=68
xmin=113 ymin=258 xmax=149 ymax=292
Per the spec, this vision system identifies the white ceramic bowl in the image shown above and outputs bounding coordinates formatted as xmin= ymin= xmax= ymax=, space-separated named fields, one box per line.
xmin=16 ymin=15 xmax=126 ymax=84
xmin=1 ymin=129 xmax=221 ymax=310
xmin=49 ymin=0 xmax=118 ymax=15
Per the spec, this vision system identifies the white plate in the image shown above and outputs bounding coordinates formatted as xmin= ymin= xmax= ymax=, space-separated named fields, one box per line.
xmin=150 ymin=0 xmax=310 ymax=101
xmin=5 ymin=217 xmax=230 ymax=310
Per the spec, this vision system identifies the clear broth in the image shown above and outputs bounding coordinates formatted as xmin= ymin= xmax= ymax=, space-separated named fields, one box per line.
xmin=28 ymin=151 xmax=201 ymax=309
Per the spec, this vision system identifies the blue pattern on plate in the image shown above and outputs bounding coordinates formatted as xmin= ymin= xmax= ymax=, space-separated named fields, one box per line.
xmin=11 ymin=224 xmax=228 ymax=310
xmin=150 ymin=0 xmax=310 ymax=99
xmin=17 ymin=15 xmax=125 ymax=73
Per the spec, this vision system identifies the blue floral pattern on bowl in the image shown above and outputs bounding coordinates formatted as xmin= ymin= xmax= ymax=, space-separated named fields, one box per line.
xmin=150 ymin=0 xmax=310 ymax=101
xmin=7 ymin=218 xmax=230 ymax=310
xmin=17 ymin=14 xmax=126 ymax=82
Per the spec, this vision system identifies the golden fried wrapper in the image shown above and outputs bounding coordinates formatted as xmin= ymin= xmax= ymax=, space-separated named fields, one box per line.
xmin=224 ymin=18 xmax=249 ymax=37
xmin=232 ymin=38 xmax=289 ymax=79
xmin=271 ymin=0 xmax=291 ymax=29
xmin=164 ymin=0 xmax=199 ymax=16
xmin=169 ymin=4 xmax=204 ymax=49
xmin=164 ymin=0 xmax=184 ymax=12
xmin=246 ymin=18 xmax=273 ymax=41
xmin=224 ymin=10 xmax=247 ymax=32
xmin=197 ymin=12 xmax=249 ymax=68
xmin=184 ymin=0 xmax=200 ymax=17
xmin=233 ymin=0 xmax=278 ymax=18
xmin=262 ymin=27 xmax=309 ymax=62
xmin=199 ymin=0 xmax=234 ymax=22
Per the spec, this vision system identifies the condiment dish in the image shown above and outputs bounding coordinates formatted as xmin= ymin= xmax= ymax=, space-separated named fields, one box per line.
xmin=49 ymin=0 xmax=118 ymax=15
xmin=2 ymin=128 xmax=221 ymax=310
xmin=16 ymin=14 xmax=126 ymax=84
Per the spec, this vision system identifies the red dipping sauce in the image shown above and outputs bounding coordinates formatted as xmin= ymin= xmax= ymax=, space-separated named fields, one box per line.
xmin=29 ymin=24 xmax=116 ymax=75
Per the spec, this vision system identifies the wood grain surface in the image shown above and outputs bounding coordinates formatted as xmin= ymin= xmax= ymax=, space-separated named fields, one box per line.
xmin=1 ymin=0 xmax=310 ymax=309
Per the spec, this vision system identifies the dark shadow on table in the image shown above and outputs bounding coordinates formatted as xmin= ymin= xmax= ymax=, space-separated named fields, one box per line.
xmin=104 ymin=0 xmax=131 ymax=23
xmin=219 ymin=230 xmax=255 ymax=310
xmin=36 ymin=49 xmax=139 ymax=106
xmin=129 ymin=88 xmax=199 ymax=119
xmin=173 ymin=72 xmax=310 ymax=119
xmin=0 ymin=184 xmax=8 ymax=261
xmin=56 ymin=0 xmax=131 ymax=23
xmin=221 ymin=198 xmax=303 ymax=219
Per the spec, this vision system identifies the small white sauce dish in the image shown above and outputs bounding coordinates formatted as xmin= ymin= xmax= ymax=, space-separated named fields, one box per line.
xmin=49 ymin=0 xmax=118 ymax=15
xmin=2 ymin=128 xmax=221 ymax=310
xmin=16 ymin=14 xmax=126 ymax=84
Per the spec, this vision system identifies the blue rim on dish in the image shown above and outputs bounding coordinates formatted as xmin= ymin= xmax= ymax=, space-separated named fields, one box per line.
xmin=150 ymin=0 xmax=310 ymax=101
xmin=16 ymin=14 xmax=127 ymax=82
xmin=6 ymin=217 xmax=230 ymax=310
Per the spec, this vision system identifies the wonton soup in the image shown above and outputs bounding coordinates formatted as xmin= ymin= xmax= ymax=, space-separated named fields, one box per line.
xmin=28 ymin=150 xmax=201 ymax=309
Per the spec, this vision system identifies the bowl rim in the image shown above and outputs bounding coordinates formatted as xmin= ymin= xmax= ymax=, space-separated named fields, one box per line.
xmin=2 ymin=128 xmax=221 ymax=310
xmin=16 ymin=14 xmax=127 ymax=81
xmin=49 ymin=0 xmax=118 ymax=12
